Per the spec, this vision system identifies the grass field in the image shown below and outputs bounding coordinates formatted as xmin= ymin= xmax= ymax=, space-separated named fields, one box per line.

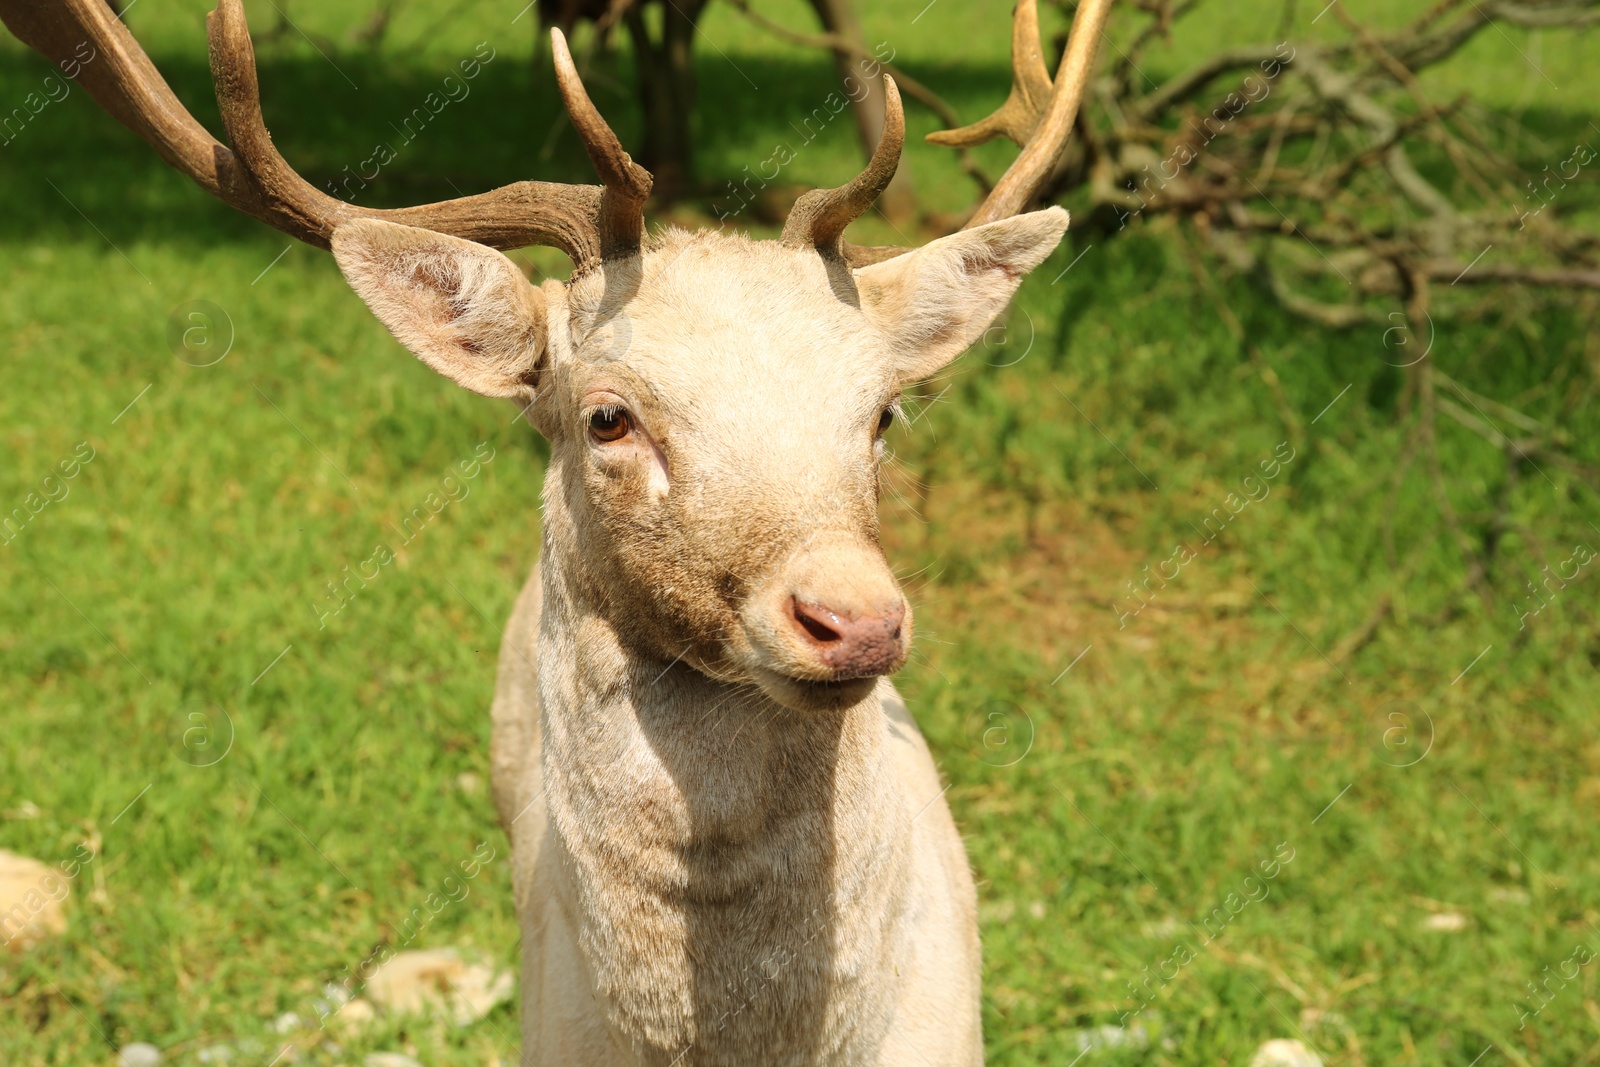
xmin=2 ymin=1 xmax=1598 ymax=1064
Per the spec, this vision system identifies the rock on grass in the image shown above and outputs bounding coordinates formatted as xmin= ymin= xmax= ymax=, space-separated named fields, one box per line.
xmin=116 ymin=1044 xmax=162 ymax=1067
xmin=364 ymin=1054 xmax=424 ymax=1067
xmin=365 ymin=947 xmax=513 ymax=1026
xmin=0 ymin=850 xmax=68 ymax=951
xmin=1250 ymin=1038 xmax=1324 ymax=1067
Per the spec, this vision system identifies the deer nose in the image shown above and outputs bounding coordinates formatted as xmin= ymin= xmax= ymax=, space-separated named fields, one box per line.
xmin=789 ymin=597 xmax=907 ymax=678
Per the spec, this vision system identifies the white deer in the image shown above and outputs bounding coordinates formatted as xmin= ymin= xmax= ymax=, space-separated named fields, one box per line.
xmin=1 ymin=0 xmax=1112 ymax=1062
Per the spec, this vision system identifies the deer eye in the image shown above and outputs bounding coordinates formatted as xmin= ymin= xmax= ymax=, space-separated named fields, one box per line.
xmin=877 ymin=406 xmax=895 ymax=435
xmin=589 ymin=405 xmax=632 ymax=443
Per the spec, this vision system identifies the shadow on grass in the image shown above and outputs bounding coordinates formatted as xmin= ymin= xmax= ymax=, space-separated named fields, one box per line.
xmin=0 ymin=45 xmax=1008 ymax=247
xmin=5 ymin=41 xmax=1594 ymax=250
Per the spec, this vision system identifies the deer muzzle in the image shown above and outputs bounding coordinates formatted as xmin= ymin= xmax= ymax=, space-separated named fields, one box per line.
xmin=741 ymin=537 xmax=912 ymax=708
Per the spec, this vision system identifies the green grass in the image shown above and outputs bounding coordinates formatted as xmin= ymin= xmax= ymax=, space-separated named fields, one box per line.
xmin=2 ymin=1 xmax=1598 ymax=1064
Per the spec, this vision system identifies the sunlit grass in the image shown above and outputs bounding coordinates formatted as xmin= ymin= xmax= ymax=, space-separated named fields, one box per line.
xmin=1 ymin=1 xmax=1597 ymax=1064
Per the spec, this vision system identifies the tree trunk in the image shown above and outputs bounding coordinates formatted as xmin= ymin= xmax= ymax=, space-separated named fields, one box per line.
xmin=625 ymin=0 xmax=707 ymax=201
xmin=806 ymin=0 xmax=916 ymax=224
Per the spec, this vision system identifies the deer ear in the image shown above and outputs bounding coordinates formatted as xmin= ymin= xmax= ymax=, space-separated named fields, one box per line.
xmin=331 ymin=219 xmax=547 ymax=400
xmin=855 ymin=207 xmax=1069 ymax=382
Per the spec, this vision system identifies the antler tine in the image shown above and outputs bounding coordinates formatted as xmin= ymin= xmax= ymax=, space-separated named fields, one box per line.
xmin=780 ymin=76 xmax=904 ymax=257
xmin=0 ymin=0 xmax=623 ymax=267
xmin=206 ymin=0 xmax=344 ymax=243
xmin=926 ymin=0 xmax=1053 ymax=150
xmin=208 ymin=0 xmax=619 ymax=261
xmin=833 ymin=3 xmax=1111 ymax=267
xmin=549 ymin=28 xmax=653 ymax=258
xmin=963 ymin=0 xmax=1115 ymax=228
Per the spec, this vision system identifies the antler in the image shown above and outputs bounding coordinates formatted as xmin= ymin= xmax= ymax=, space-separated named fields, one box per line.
xmin=0 ymin=0 xmax=649 ymax=269
xmin=925 ymin=0 xmax=1053 ymax=152
xmin=549 ymin=27 xmax=653 ymax=258
xmin=785 ymin=0 xmax=1112 ymax=266
xmin=946 ymin=0 xmax=1115 ymax=228
xmin=780 ymin=76 xmax=904 ymax=258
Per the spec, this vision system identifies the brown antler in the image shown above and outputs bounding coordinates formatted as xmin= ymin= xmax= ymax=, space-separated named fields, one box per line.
xmin=950 ymin=0 xmax=1115 ymax=228
xmin=790 ymin=0 xmax=1112 ymax=267
xmin=780 ymin=76 xmax=904 ymax=258
xmin=549 ymin=27 xmax=653 ymax=259
xmin=926 ymin=0 xmax=1053 ymax=152
xmin=0 ymin=0 xmax=649 ymax=269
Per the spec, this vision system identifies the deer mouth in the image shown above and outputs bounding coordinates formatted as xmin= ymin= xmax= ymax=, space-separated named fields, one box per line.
xmin=735 ymin=538 xmax=913 ymax=710
xmin=747 ymin=664 xmax=883 ymax=713
xmin=744 ymin=598 xmax=909 ymax=711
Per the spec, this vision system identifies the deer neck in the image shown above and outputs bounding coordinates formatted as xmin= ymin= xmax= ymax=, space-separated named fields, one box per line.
xmin=534 ymin=495 xmax=915 ymax=1065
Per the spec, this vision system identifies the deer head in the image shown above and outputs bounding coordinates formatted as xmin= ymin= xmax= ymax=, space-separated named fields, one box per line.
xmin=2 ymin=0 xmax=1109 ymax=712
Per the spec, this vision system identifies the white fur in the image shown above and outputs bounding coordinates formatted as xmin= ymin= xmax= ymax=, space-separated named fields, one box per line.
xmin=333 ymin=209 xmax=1071 ymax=1066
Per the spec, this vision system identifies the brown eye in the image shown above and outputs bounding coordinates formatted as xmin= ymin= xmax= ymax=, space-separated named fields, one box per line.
xmin=589 ymin=406 xmax=632 ymax=443
xmin=877 ymin=407 xmax=895 ymax=435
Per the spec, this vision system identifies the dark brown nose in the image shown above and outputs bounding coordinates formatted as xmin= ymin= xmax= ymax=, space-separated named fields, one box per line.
xmin=789 ymin=597 xmax=906 ymax=678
